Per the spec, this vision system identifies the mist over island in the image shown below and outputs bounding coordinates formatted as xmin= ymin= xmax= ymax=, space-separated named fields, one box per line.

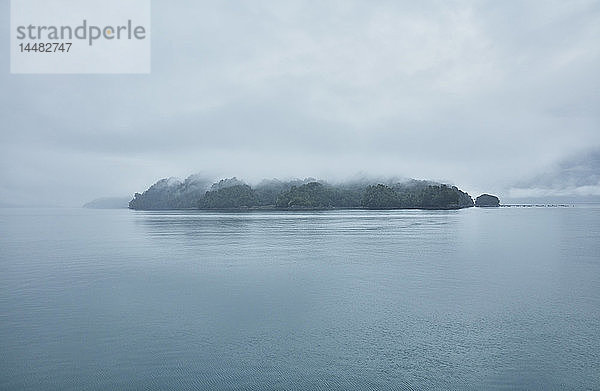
xmin=128 ymin=175 xmax=480 ymax=210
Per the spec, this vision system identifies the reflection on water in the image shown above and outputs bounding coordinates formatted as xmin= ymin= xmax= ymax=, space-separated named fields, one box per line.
xmin=1 ymin=207 xmax=599 ymax=390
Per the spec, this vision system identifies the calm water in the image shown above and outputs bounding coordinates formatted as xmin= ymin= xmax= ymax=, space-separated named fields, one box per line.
xmin=1 ymin=207 xmax=599 ymax=390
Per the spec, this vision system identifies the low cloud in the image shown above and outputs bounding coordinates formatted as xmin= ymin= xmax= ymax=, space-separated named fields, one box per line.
xmin=1 ymin=0 xmax=599 ymax=206
xmin=508 ymin=148 xmax=600 ymax=199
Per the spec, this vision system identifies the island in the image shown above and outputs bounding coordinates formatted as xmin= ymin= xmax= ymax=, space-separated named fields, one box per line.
xmin=475 ymin=194 xmax=500 ymax=207
xmin=129 ymin=175 xmax=477 ymax=210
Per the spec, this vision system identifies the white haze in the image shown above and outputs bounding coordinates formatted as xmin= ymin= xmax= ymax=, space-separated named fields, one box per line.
xmin=0 ymin=0 xmax=599 ymax=206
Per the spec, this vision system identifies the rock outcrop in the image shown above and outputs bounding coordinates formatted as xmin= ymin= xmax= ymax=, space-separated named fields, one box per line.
xmin=475 ymin=194 xmax=500 ymax=207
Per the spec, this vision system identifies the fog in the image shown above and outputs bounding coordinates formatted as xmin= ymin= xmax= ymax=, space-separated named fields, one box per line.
xmin=1 ymin=0 xmax=599 ymax=206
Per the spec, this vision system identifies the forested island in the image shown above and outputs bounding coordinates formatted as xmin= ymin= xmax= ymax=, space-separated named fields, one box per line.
xmin=129 ymin=175 xmax=477 ymax=210
xmin=475 ymin=194 xmax=500 ymax=207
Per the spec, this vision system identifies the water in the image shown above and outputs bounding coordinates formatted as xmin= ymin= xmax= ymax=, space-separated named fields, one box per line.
xmin=1 ymin=207 xmax=599 ymax=390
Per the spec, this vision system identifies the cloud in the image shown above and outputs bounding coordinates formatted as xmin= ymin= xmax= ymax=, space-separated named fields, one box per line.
xmin=1 ymin=0 xmax=599 ymax=206
xmin=509 ymin=148 xmax=600 ymax=198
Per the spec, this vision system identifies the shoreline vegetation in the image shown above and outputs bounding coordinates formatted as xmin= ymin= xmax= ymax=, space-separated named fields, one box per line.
xmin=128 ymin=175 xmax=484 ymax=211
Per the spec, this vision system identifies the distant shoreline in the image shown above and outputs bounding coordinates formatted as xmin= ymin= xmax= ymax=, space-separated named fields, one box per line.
xmin=500 ymin=204 xmax=573 ymax=208
xmin=127 ymin=204 xmax=576 ymax=211
xmin=130 ymin=205 xmax=472 ymax=212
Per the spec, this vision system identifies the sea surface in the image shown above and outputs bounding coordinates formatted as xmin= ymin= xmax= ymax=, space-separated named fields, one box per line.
xmin=1 ymin=207 xmax=599 ymax=390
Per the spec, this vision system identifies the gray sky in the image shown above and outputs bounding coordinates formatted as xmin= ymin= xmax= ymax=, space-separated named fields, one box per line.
xmin=1 ymin=0 xmax=599 ymax=206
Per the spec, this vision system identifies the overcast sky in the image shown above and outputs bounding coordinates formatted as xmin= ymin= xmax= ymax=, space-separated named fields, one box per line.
xmin=1 ymin=0 xmax=599 ymax=206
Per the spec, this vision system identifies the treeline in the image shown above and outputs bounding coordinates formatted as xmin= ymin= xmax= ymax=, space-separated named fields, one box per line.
xmin=130 ymin=175 xmax=474 ymax=210
xmin=128 ymin=175 xmax=213 ymax=210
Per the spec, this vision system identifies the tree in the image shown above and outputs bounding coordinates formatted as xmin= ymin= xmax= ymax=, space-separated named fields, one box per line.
xmin=361 ymin=184 xmax=401 ymax=208
xmin=199 ymin=185 xmax=259 ymax=208
xmin=276 ymin=182 xmax=336 ymax=208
